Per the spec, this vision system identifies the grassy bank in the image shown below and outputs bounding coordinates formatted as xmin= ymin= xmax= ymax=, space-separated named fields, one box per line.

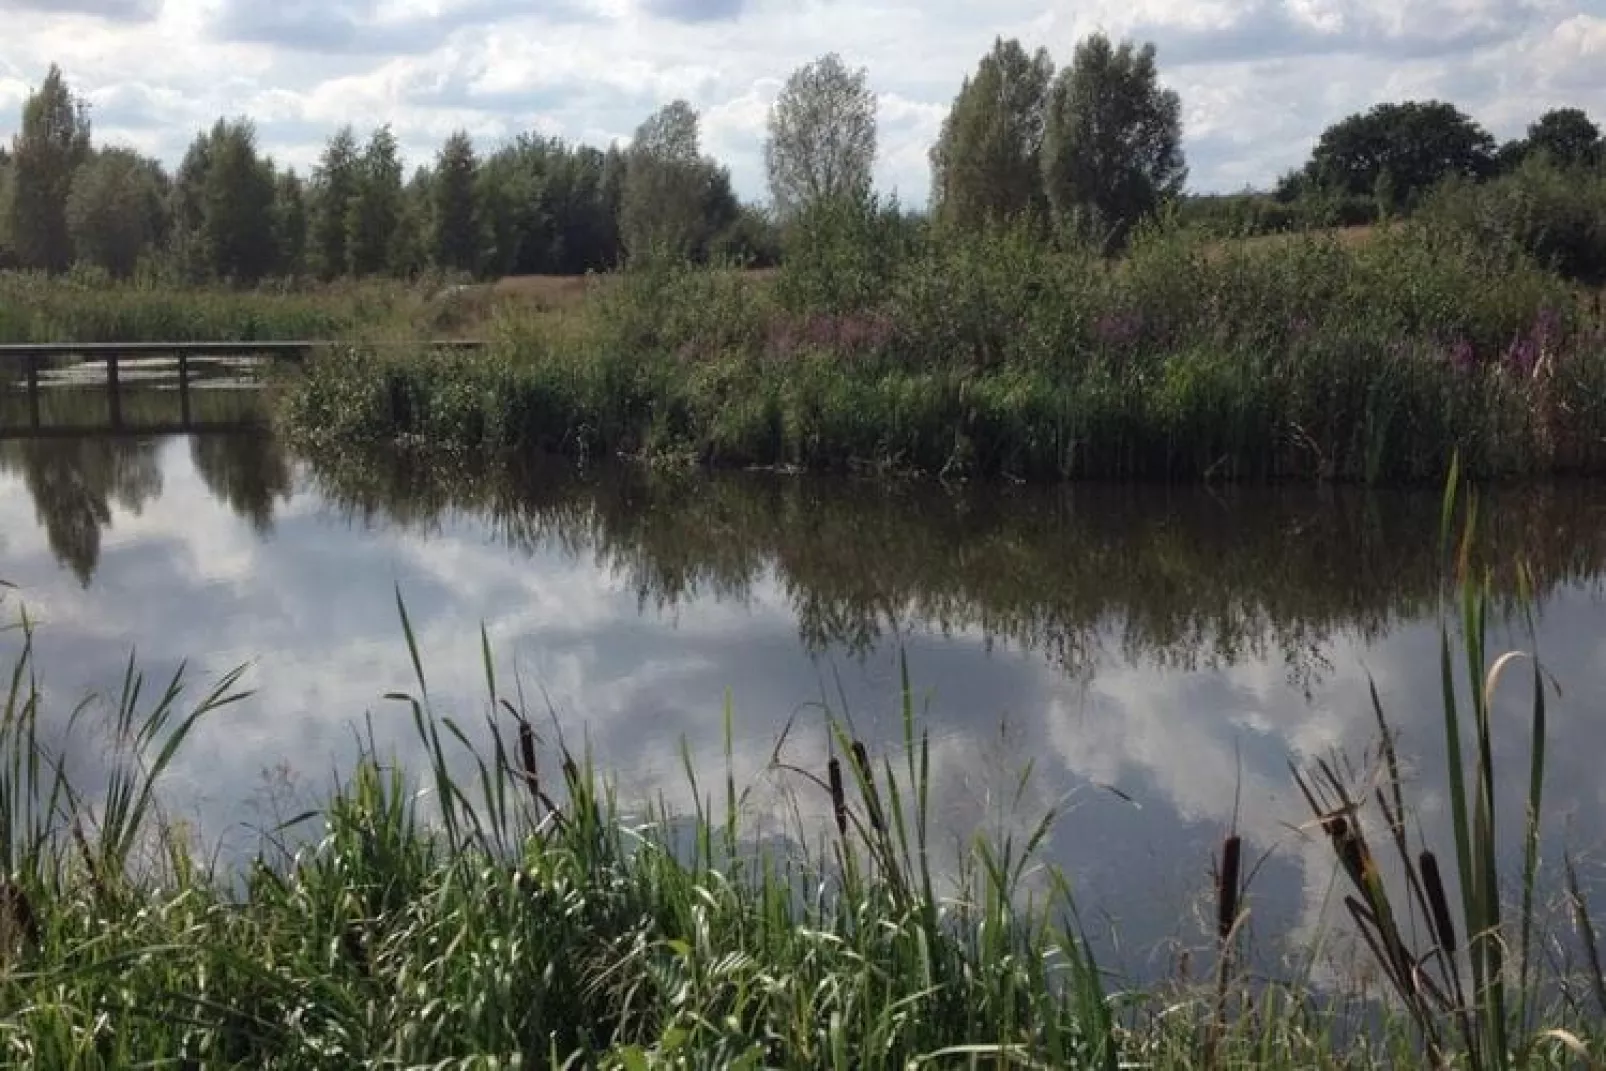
xmin=0 ymin=271 xmax=491 ymax=345
xmin=280 ymin=218 xmax=1606 ymax=484
xmin=0 ymin=479 xmax=1601 ymax=1067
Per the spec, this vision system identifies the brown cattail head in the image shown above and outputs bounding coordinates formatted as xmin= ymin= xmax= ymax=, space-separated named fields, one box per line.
xmin=827 ymin=757 xmax=848 ymax=839
xmin=850 ymin=740 xmax=885 ymax=834
xmin=1420 ymin=850 xmax=1459 ymax=956
xmin=850 ymin=740 xmax=871 ymax=778
xmin=1324 ymin=813 xmax=1369 ymax=892
xmin=518 ymin=722 xmax=541 ymax=809
xmin=1217 ymin=835 xmax=1243 ymax=943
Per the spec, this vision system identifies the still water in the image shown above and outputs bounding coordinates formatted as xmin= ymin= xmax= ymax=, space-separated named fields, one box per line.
xmin=2 ymin=378 xmax=1604 ymax=981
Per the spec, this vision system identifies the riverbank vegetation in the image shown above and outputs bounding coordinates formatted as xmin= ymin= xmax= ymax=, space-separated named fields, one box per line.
xmin=0 ymin=476 xmax=1601 ymax=1066
xmin=283 ymin=212 xmax=1606 ymax=483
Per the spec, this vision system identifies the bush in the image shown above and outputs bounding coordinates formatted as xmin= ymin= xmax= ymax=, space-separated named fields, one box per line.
xmin=1419 ymin=158 xmax=1606 ymax=284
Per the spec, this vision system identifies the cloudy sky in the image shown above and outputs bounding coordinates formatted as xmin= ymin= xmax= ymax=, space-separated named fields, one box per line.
xmin=1 ymin=0 xmax=1603 ymax=204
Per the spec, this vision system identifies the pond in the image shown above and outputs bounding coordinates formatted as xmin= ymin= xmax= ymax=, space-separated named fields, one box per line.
xmin=2 ymin=372 xmax=1604 ymax=985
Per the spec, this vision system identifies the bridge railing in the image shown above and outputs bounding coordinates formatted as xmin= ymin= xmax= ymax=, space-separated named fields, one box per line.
xmin=0 ymin=339 xmax=486 ymax=435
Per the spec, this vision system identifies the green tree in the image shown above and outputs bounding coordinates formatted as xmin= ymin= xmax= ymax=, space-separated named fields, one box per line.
xmin=7 ymin=64 xmax=92 ymax=272
xmin=764 ymin=53 xmax=877 ymax=221
xmin=1302 ymin=100 xmax=1496 ymax=210
xmin=272 ymin=169 xmax=308 ymax=277
xmin=1524 ymin=107 xmax=1601 ymax=169
xmin=310 ymin=126 xmax=360 ymax=279
xmin=168 ymin=128 xmax=214 ymax=279
xmin=0 ymin=148 xmax=13 ymax=265
xmin=200 ymin=119 xmax=277 ymax=282
xmin=620 ymin=100 xmax=714 ymax=262
xmin=432 ymin=131 xmax=480 ymax=274
xmin=928 ymin=38 xmax=1054 ymax=229
xmin=346 ymin=125 xmax=403 ymax=276
xmin=394 ymin=166 xmax=433 ymax=277
xmin=65 ymin=147 xmax=168 ymax=277
xmin=1041 ymin=34 xmax=1185 ymax=250
xmin=477 ymin=137 xmax=548 ymax=277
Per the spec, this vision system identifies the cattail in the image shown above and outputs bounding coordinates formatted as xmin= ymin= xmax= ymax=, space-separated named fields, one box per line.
xmin=517 ymin=721 xmax=541 ymax=811
xmin=827 ymin=757 xmax=848 ymax=839
xmin=1325 ymin=814 xmax=1368 ymax=892
xmin=850 ymin=740 xmax=885 ymax=834
xmin=1216 ymin=835 xmax=1243 ymax=943
xmin=1420 ymin=850 xmax=1458 ymax=956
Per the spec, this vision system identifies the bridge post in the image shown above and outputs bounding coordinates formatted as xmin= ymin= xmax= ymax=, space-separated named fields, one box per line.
xmin=106 ymin=355 xmax=123 ymax=429
xmin=178 ymin=353 xmax=192 ymax=427
xmin=26 ymin=355 xmax=40 ymax=429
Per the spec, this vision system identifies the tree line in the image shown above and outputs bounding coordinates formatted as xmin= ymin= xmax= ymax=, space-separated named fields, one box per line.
xmin=0 ymin=39 xmax=1600 ymax=285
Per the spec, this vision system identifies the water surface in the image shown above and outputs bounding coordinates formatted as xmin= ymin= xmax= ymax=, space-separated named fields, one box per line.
xmin=3 ymin=377 xmax=1605 ymax=983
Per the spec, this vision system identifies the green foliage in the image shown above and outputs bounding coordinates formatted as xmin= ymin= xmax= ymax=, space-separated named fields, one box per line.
xmin=1522 ymin=107 xmax=1602 ymax=170
xmin=0 ymin=150 xmax=14 ymax=268
xmin=5 ymin=64 xmax=91 ymax=273
xmin=310 ymin=125 xmax=361 ymax=280
xmin=66 ymin=148 xmax=168 ymax=278
xmin=347 ymin=125 xmax=404 ymax=277
xmin=764 ymin=53 xmax=877 ymax=221
xmin=284 ymin=215 xmax=1606 ymax=485
xmin=929 ymin=37 xmax=1055 ymax=230
xmin=431 ymin=131 xmax=480 ymax=275
xmin=167 ymin=119 xmax=279 ymax=283
xmin=1174 ymin=192 xmax=1300 ymax=238
xmin=1419 ymin=156 xmax=1606 ymax=284
xmin=475 ymin=135 xmax=625 ymax=276
xmin=775 ymin=191 xmax=919 ymax=313
xmin=1042 ymin=34 xmax=1186 ymax=251
xmin=271 ymin=169 xmax=308 ymax=278
xmin=199 ymin=119 xmax=278 ymax=284
xmin=0 ymin=273 xmax=451 ymax=346
xmin=619 ymin=101 xmax=739 ymax=265
xmin=1301 ymin=101 xmax=1498 ymax=211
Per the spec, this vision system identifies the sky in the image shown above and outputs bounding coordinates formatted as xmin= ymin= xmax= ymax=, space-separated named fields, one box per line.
xmin=1 ymin=0 xmax=1604 ymax=205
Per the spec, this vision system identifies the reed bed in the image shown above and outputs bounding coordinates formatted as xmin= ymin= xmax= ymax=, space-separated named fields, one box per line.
xmin=280 ymin=218 xmax=1606 ymax=485
xmin=0 ymin=473 xmax=1601 ymax=1067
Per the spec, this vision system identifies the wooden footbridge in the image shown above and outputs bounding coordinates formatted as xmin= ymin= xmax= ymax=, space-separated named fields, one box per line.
xmin=0 ymin=339 xmax=484 ymax=438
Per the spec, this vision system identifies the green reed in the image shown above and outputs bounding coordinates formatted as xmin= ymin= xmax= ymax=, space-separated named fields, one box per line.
xmin=280 ymin=218 xmax=1606 ymax=485
xmin=1280 ymin=458 xmax=1601 ymax=1069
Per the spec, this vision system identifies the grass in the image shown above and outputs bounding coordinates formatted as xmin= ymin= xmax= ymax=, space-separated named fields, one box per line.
xmin=0 ymin=470 xmax=1601 ymax=1067
xmin=0 ymin=271 xmax=494 ymax=346
xmin=279 ymin=215 xmax=1606 ymax=485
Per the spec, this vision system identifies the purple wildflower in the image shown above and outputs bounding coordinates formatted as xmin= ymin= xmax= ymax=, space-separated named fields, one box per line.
xmin=1448 ymin=337 xmax=1477 ymax=375
xmin=1504 ymin=335 xmax=1539 ymax=378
